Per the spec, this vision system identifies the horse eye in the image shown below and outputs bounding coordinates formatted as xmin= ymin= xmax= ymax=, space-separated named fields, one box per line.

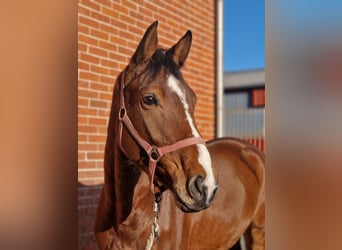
xmin=143 ymin=95 xmax=158 ymax=106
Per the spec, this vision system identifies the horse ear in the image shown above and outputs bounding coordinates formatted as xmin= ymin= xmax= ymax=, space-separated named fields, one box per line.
xmin=130 ymin=20 xmax=158 ymax=65
xmin=167 ymin=30 xmax=192 ymax=67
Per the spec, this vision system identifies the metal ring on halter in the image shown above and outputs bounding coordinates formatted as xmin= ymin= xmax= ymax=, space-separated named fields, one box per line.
xmin=148 ymin=147 xmax=161 ymax=162
xmin=119 ymin=107 xmax=126 ymax=120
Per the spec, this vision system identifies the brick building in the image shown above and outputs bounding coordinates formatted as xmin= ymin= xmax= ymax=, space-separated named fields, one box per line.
xmin=78 ymin=1 xmax=217 ymax=249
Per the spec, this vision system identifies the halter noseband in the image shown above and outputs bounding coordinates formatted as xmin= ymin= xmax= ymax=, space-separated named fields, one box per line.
xmin=117 ymin=70 xmax=206 ymax=193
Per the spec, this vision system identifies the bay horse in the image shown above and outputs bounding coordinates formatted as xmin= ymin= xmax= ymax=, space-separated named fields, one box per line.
xmin=94 ymin=21 xmax=265 ymax=250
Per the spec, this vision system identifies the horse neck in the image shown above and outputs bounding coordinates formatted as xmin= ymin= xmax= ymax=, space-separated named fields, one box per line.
xmin=114 ymin=155 xmax=143 ymax=223
xmin=104 ymin=74 xmax=150 ymax=230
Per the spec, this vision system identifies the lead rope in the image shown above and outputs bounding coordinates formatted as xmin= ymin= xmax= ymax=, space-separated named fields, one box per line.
xmin=145 ymin=192 xmax=162 ymax=250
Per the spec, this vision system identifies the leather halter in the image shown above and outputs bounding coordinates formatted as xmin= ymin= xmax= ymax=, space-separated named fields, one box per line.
xmin=117 ymin=70 xmax=206 ymax=193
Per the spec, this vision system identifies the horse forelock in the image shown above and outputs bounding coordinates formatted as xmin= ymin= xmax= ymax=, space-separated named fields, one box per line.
xmin=144 ymin=48 xmax=183 ymax=82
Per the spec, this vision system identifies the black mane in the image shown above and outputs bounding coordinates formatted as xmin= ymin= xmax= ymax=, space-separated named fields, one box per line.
xmin=145 ymin=48 xmax=183 ymax=80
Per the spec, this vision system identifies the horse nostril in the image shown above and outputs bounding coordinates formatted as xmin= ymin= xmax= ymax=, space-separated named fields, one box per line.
xmin=188 ymin=175 xmax=207 ymax=200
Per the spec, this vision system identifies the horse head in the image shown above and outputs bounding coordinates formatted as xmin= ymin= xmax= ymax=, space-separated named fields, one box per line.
xmin=117 ymin=21 xmax=218 ymax=212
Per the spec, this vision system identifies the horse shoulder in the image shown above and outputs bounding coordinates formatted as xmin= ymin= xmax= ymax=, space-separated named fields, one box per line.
xmin=240 ymin=146 xmax=265 ymax=191
xmin=207 ymin=137 xmax=264 ymax=191
xmin=206 ymin=138 xmax=265 ymax=238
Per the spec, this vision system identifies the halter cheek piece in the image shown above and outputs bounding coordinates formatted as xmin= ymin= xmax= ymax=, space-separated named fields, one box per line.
xmin=117 ymin=70 xmax=205 ymax=193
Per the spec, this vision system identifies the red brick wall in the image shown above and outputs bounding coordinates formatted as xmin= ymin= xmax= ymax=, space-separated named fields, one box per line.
xmin=78 ymin=1 xmax=216 ymax=249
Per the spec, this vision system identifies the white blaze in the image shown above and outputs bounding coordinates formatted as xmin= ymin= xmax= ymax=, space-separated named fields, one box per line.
xmin=167 ymin=75 xmax=216 ymax=199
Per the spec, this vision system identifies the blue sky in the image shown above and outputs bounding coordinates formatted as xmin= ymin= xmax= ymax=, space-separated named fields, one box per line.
xmin=223 ymin=0 xmax=265 ymax=72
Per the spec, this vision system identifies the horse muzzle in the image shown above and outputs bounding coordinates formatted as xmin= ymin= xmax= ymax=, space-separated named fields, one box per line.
xmin=177 ymin=178 xmax=218 ymax=212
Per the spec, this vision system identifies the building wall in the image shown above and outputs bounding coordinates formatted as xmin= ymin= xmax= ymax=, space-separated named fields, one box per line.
xmin=78 ymin=1 xmax=216 ymax=249
xmin=223 ymin=70 xmax=265 ymax=152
